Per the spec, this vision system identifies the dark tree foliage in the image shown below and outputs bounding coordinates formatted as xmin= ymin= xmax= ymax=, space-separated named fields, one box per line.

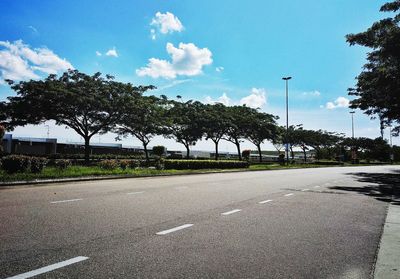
xmin=0 ymin=124 xmax=5 ymax=152
xmin=245 ymin=111 xmax=278 ymax=162
xmin=164 ymin=100 xmax=205 ymax=158
xmin=203 ymin=103 xmax=230 ymax=160
xmin=5 ymin=70 xmax=155 ymax=164
xmin=223 ymin=105 xmax=257 ymax=160
xmin=116 ymin=95 xmax=162 ymax=162
xmin=346 ymin=1 xmax=400 ymax=134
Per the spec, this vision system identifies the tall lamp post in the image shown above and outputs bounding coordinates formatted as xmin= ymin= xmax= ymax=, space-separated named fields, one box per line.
xmin=350 ymin=111 xmax=355 ymax=163
xmin=282 ymin=76 xmax=292 ymax=165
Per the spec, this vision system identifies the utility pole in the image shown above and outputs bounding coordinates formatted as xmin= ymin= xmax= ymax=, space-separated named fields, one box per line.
xmin=350 ymin=111 xmax=355 ymax=163
xmin=282 ymin=76 xmax=292 ymax=165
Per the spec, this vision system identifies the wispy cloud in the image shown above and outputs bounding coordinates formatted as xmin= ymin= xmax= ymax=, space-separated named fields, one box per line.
xmin=105 ymin=47 xmax=118 ymax=57
xmin=325 ymin=96 xmax=350 ymax=109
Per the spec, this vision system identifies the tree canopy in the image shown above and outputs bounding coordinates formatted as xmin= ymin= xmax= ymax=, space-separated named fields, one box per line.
xmin=346 ymin=0 xmax=400 ymax=134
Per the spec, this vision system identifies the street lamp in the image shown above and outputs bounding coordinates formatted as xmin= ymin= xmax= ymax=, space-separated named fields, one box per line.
xmin=350 ymin=111 xmax=356 ymax=163
xmin=282 ymin=76 xmax=292 ymax=165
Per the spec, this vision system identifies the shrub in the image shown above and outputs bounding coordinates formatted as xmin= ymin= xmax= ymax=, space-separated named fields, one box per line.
xmin=30 ymin=157 xmax=48 ymax=173
xmin=242 ymin=150 xmax=251 ymax=161
xmin=119 ymin=160 xmax=130 ymax=170
xmin=128 ymin=160 xmax=140 ymax=169
xmin=55 ymin=159 xmax=72 ymax=170
xmin=153 ymin=145 xmax=166 ymax=157
xmin=1 ymin=155 xmax=31 ymax=174
xmin=98 ymin=159 xmax=119 ymax=170
xmin=164 ymin=159 xmax=249 ymax=170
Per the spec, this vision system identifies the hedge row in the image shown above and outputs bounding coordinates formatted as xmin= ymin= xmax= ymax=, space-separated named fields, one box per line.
xmin=1 ymin=155 xmax=48 ymax=174
xmin=164 ymin=159 xmax=249 ymax=170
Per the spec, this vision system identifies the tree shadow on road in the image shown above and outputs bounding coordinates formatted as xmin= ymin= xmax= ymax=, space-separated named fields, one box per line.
xmin=329 ymin=169 xmax=400 ymax=205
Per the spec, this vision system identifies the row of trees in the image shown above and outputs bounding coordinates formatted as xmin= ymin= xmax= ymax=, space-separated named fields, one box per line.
xmin=0 ymin=70 xmax=281 ymax=164
xmin=0 ymin=70 xmax=394 ymax=165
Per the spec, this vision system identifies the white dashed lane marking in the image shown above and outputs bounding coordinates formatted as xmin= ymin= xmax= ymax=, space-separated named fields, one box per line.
xmin=284 ymin=193 xmax=294 ymax=197
xmin=221 ymin=209 xmax=242 ymax=215
xmin=50 ymin=199 xmax=82 ymax=204
xmin=156 ymin=224 xmax=193 ymax=235
xmin=6 ymin=256 xmax=89 ymax=279
xmin=127 ymin=191 xmax=144 ymax=195
xmin=258 ymin=199 xmax=273 ymax=204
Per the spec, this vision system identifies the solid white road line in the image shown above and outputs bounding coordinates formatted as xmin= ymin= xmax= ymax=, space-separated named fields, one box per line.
xmin=50 ymin=199 xmax=82 ymax=204
xmin=258 ymin=199 xmax=273 ymax=204
xmin=284 ymin=193 xmax=294 ymax=197
xmin=301 ymin=189 xmax=310 ymax=192
xmin=127 ymin=191 xmax=144 ymax=195
xmin=314 ymin=186 xmax=321 ymax=188
xmin=6 ymin=256 xmax=89 ymax=279
xmin=156 ymin=224 xmax=193 ymax=235
xmin=221 ymin=209 xmax=242 ymax=215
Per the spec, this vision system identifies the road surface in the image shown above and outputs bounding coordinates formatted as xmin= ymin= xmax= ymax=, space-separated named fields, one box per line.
xmin=1 ymin=165 xmax=398 ymax=278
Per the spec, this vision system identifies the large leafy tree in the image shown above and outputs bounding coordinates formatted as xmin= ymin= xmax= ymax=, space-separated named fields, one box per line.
xmin=246 ymin=111 xmax=278 ymax=162
xmin=346 ymin=1 xmax=400 ymax=134
xmin=164 ymin=100 xmax=205 ymax=158
xmin=223 ymin=105 xmax=256 ymax=161
xmin=116 ymin=95 xmax=162 ymax=162
xmin=5 ymin=70 xmax=154 ymax=164
xmin=203 ymin=103 xmax=230 ymax=160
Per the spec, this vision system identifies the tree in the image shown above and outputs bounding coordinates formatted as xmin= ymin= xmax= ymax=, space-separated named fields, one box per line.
xmin=164 ymin=100 xmax=205 ymax=158
xmin=0 ymin=125 xmax=5 ymax=152
xmin=223 ymin=105 xmax=255 ymax=160
xmin=245 ymin=111 xmax=278 ymax=162
xmin=346 ymin=1 xmax=400 ymax=134
xmin=5 ymin=70 xmax=154 ymax=164
xmin=116 ymin=95 xmax=163 ymax=162
xmin=203 ymin=103 xmax=230 ymax=160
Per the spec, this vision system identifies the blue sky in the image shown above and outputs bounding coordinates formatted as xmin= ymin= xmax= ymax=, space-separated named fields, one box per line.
xmin=0 ymin=0 xmax=397 ymax=151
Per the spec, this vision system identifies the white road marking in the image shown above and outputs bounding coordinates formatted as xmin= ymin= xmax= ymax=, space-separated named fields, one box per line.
xmin=284 ymin=193 xmax=294 ymax=197
xmin=314 ymin=186 xmax=321 ymax=188
xmin=6 ymin=256 xmax=89 ymax=279
xmin=301 ymin=189 xmax=310 ymax=192
xmin=156 ymin=224 xmax=193 ymax=235
xmin=221 ymin=209 xmax=242 ymax=215
xmin=127 ymin=191 xmax=144 ymax=195
xmin=258 ymin=199 xmax=273 ymax=204
xmin=50 ymin=199 xmax=82 ymax=204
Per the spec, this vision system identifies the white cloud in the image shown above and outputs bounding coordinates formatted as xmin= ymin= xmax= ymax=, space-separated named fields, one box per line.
xmin=325 ymin=96 xmax=350 ymax=109
xmin=136 ymin=42 xmax=212 ymax=79
xmin=239 ymin=88 xmax=267 ymax=108
xmin=204 ymin=92 xmax=231 ymax=106
xmin=95 ymin=51 xmax=102 ymax=56
xmin=302 ymin=90 xmax=321 ymax=97
xmin=150 ymin=12 xmax=183 ymax=39
xmin=216 ymin=66 xmax=224 ymax=72
xmin=0 ymin=40 xmax=73 ymax=82
xmin=105 ymin=47 xmax=118 ymax=57
xmin=204 ymin=88 xmax=267 ymax=108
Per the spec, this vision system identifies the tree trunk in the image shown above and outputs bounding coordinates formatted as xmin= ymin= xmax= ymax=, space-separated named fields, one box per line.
xmin=84 ymin=136 xmax=91 ymax=165
xmin=290 ymin=146 xmax=294 ymax=162
xmin=302 ymin=148 xmax=307 ymax=163
xmin=235 ymin=139 xmax=242 ymax=161
xmin=257 ymin=144 xmax=262 ymax=163
xmin=143 ymin=142 xmax=149 ymax=162
xmin=214 ymin=140 xmax=219 ymax=160
xmin=185 ymin=144 xmax=190 ymax=159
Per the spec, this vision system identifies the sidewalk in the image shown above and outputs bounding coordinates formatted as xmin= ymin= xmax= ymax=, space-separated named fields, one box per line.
xmin=374 ymin=202 xmax=400 ymax=278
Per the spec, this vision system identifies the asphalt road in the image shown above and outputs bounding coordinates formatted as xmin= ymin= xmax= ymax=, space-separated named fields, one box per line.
xmin=0 ymin=165 xmax=398 ymax=278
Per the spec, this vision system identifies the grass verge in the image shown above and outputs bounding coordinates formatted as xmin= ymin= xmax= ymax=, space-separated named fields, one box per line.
xmin=0 ymin=163 xmax=386 ymax=184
